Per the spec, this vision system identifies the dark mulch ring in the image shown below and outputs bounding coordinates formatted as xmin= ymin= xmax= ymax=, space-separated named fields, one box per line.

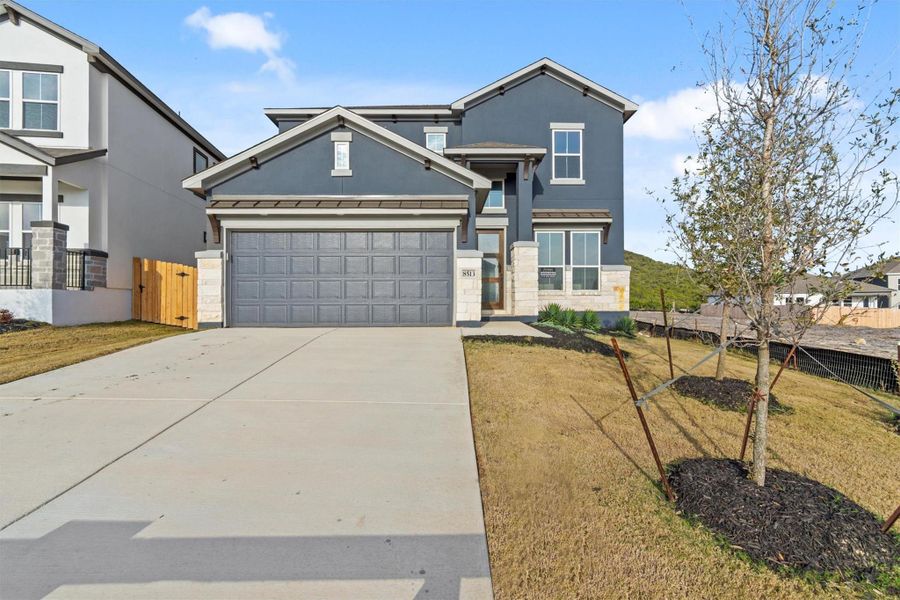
xmin=669 ymin=458 xmax=900 ymax=591
xmin=0 ymin=319 xmax=44 ymax=335
xmin=465 ymin=323 xmax=619 ymax=357
xmin=672 ymin=375 xmax=792 ymax=414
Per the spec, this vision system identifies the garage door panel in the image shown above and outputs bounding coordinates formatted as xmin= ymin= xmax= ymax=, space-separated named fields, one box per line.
xmin=230 ymin=231 xmax=453 ymax=327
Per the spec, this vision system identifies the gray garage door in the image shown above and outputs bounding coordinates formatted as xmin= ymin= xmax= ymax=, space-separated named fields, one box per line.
xmin=229 ymin=231 xmax=454 ymax=327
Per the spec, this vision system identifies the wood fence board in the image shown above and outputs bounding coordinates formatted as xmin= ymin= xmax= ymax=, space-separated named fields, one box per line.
xmin=131 ymin=256 xmax=198 ymax=330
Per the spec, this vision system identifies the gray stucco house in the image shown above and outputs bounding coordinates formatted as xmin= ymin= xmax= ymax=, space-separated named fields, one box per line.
xmin=185 ymin=59 xmax=637 ymax=328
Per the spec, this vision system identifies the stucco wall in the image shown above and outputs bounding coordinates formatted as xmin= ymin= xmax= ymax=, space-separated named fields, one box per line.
xmin=0 ymin=17 xmax=90 ymax=148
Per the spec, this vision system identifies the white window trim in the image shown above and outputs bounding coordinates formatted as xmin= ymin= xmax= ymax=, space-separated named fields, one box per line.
xmin=570 ymin=230 xmax=601 ymax=291
xmin=0 ymin=70 xmax=9 ymax=129
xmin=332 ymin=140 xmax=351 ymax=176
xmin=550 ymin=127 xmax=584 ymax=185
xmin=22 ymin=71 xmax=60 ymax=132
xmin=425 ymin=132 xmax=447 ymax=154
xmin=536 ymin=230 xmax=565 ymax=291
xmin=483 ymin=179 xmax=505 ymax=212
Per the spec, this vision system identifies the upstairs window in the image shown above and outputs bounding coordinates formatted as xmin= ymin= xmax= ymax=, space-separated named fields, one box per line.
xmin=334 ymin=141 xmax=350 ymax=170
xmin=551 ymin=125 xmax=583 ymax=183
xmin=193 ymin=149 xmax=208 ymax=174
xmin=0 ymin=70 xmax=9 ymax=128
xmin=536 ymin=231 xmax=564 ymax=291
xmin=571 ymin=231 xmax=600 ymax=290
xmin=23 ymin=72 xmax=59 ymax=130
xmin=425 ymin=132 xmax=446 ymax=154
xmin=484 ymin=180 xmax=504 ymax=210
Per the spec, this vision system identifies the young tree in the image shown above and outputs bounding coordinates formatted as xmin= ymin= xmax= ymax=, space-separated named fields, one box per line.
xmin=666 ymin=0 xmax=898 ymax=485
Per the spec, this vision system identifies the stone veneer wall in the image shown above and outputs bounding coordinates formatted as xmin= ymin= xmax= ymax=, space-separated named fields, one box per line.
xmin=509 ymin=242 xmax=539 ymax=317
xmin=30 ymin=221 xmax=68 ymax=290
xmin=537 ymin=265 xmax=631 ymax=313
xmin=196 ymin=250 xmax=224 ymax=327
xmin=83 ymin=251 xmax=108 ymax=290
xmin=455 ymin=249 xmax=483 ymax=324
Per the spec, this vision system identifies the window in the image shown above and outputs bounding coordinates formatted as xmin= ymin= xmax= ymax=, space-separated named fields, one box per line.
xmin=23 ymin=72 xmax=59 ymax=130
xmin=571 ymin=231 xmax=600 ymax=290
xmin=425 ymin=132 xmax=446 ymax=154
xmin=0 ymin=203 xmax=9 ymax=252
xmin=0 ymin=70 xmax=9 ymax=129
xmin=551 ymin=128 xmax=583 ymax=182
xmin=193 ymin=149 xmax=208 ymax=174
xmin=334 ymin=141 xmax=350 ymax=170
xmin=484 ymin=180 xmax=504 ymax=210
xmin=536 ymin=231 xmax=564 ymax=290
xmin=21 ymin=203 xmax=41 ymax=249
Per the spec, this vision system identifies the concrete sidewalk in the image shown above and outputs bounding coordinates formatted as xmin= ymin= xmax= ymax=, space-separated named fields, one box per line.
xmin=0 ymin=328 xmax=492 ymax=599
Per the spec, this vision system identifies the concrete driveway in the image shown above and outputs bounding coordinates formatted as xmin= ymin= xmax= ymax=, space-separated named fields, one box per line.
xmin=0 ymin=328 xmax=492 ymax=599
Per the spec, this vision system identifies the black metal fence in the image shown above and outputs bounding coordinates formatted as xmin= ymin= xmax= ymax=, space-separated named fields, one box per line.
xmin=66 ymin=250 xmax=86 ymax=290
xmin=0 ymin=247 xmax=31 ymax=288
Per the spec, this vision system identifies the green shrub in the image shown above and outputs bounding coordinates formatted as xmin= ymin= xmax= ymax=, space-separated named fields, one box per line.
xmin=560 ymin=308 xmax=578 ymax=329
xmin=580 ymin=310 xmax=600 ymax=331
xmin=538 ymin=303 xmax=563 ymax=323
xmin=614 ymin=316 xmax=637 ymax=336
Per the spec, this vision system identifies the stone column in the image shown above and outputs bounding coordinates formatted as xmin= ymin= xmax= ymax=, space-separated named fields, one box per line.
xmin=196 ymin=249 xmax=224 ymax=328
xmin=82 ymin=250 xmax=108 ymax=290
xmin=30 ymin=221 xmax=67 ymax=289
xmin=510 ymin=241 xmax=539 ymax=318
xmin=455 ymin=249 xmax=483 ymax=325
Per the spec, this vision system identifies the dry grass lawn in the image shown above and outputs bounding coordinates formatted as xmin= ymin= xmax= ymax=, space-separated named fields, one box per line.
xmin=0 ymin=321 xmax=188 ymax=385
xmin=463 ymin=333 xmax=899 ymax=599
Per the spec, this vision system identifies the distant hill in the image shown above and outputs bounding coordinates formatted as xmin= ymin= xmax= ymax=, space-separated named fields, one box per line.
xmin=624 ymin=250 xmax=709 ymax=311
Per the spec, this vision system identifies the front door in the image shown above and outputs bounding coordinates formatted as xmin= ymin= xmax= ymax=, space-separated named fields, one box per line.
xmin=478 ymin=229 xmax=504 ymax=310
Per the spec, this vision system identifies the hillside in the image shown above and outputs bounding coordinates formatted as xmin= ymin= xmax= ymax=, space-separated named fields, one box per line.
xmin=624 ymin=250 xmax=709 ymax=311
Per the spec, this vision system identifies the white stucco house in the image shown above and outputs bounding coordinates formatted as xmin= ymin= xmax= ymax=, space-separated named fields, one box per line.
xmin=0 ymin=0 xmax=223 ymax=324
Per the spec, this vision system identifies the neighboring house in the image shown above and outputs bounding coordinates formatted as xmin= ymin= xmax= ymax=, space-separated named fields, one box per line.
xmin=847 ymin=257 xmax=900 ymax=308
xmin=185 ymin=58 xmax=636 ymax=328
xmin=774 ymin=275 xmax=898 ymax=309
xmin=0 ymin=1 xmax=223 ymax=324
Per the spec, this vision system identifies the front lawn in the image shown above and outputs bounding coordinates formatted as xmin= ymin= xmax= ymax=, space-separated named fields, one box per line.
xmin=463 ymin=334 xmax=899 ymax=598
xmin=0 ymin=321 xmax=189 ymax=385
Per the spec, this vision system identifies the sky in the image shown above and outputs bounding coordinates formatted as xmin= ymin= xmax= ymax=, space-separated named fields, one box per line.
xmin=24 ymin=0 xmax=900 ymax=263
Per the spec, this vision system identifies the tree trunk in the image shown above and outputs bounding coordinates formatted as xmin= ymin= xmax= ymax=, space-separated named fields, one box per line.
xmin=752 ymin=335 xmax=771 ymax=486
xmin=715 ymin=305 xmax=730 ymax=380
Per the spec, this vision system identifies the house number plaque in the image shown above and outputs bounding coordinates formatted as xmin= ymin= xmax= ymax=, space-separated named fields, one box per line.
xmin=460 ymin=269 xmax=477 ymax=278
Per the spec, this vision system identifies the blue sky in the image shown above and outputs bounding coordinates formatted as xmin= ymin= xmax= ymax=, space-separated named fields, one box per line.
xmin=27 ymin=0 xmax=900 ymax=262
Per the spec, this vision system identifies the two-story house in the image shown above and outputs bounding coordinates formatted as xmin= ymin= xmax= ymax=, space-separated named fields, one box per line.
xmin=0 ymin=0 xmax=223 ymax=324
xmin=185 ymin=58 xmax=637 ymax=328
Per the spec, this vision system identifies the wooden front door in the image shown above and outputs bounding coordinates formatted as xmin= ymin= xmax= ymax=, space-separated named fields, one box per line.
xmin=477 ymin=229 xmax=504 ymax=310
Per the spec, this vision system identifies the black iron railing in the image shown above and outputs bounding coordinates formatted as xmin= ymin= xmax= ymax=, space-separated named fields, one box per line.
xmin=0 ymin=247 xmax=31 ymax=288
xmin=66 ymin=250 xmax=86 ymax=290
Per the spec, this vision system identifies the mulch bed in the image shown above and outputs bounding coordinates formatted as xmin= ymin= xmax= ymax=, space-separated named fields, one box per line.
xmin=672 ymin=375 xmax=791 ymax=414
xmin=0 ymin=319 xmax=43 ymax=335
xmin=465 ymin=324 xmax=619 ymax=357
xmin=669 ymin=458 xmax=900 ymax=589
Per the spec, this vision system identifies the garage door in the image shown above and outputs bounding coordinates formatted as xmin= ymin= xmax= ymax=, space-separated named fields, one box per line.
xmin=229 ymin=231 xmax=454 ymax=327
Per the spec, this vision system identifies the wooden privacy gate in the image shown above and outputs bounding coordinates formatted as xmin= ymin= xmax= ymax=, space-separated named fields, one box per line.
xmin=132 ymin=257 xmax=198 ymax=329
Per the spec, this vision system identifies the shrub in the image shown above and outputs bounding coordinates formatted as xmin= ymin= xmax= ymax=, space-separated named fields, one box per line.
xmin=538 ymin=303 xmax=563 ymax=324
xmin=580 ymin=310 xmax=600 ymax=331
xmin=0 ymin=309 xmax=13 ymax=325
xmin=560 ymin=308 xmax=579 ymax=329
xmin=614 ymin=316 xmax=637 ymax=336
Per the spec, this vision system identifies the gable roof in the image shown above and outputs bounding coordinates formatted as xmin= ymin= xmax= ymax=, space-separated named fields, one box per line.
xmin=183 ymin=107 xmax=492 ymax=194
xmin=0 ymin=131 xmax=106 ymax=165
xmin=450 ymin=58 xmax=639 ymax=121
xmin=848 ymin=257 xmax=900 ymax=279
xmin=1 ymin=0 xmax=224 ymax=161
xmin=264 ymin=58 xmax=638 ymax=124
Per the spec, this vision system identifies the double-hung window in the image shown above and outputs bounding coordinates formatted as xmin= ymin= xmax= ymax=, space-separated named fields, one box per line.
xmin=551 ymin=124 xmax=583 ymax=183
xmin=536 ymin=231 xmax=564 ymax=290
xmin=571 ymin=231 xmax=600 ymax=290
xmin=23 ymin=72 xmax=59 ymax=131
xmin=425 ymin=132 xmax=446 ymax=154
xmin=193 ymin=149 xmax=208 ymax=174
xmin=0 ymin=70 xmax=10 ymax=129
xmin=484 ymin=180 xmax=504 ymax=210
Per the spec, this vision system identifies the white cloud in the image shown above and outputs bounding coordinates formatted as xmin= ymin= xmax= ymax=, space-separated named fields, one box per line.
xmin=185 ymin=6 xmax=295 ymax=81
xmin=626 ymin=85 xmax=717 ymax=141
xmin=671 ymin=153 xmax=701 ymax=175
